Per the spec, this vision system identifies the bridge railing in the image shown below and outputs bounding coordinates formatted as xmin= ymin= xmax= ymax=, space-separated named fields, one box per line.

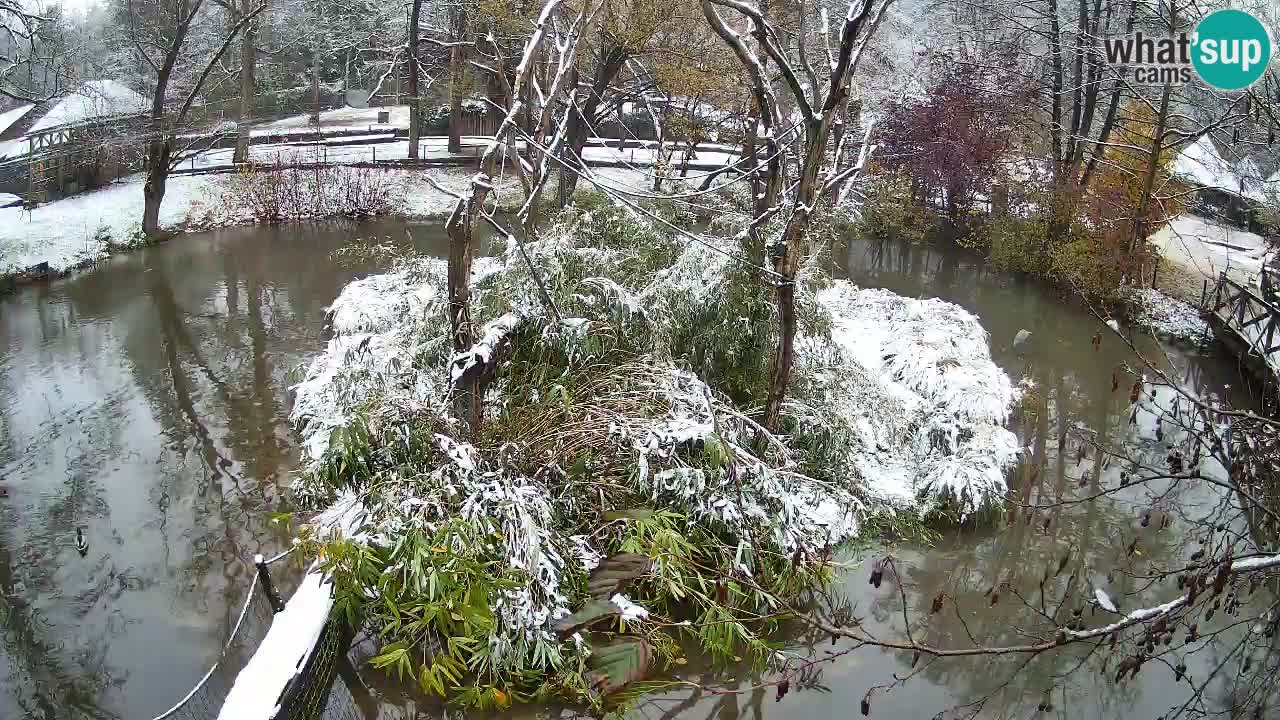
xmin=1208 ymin=272 xmax=1280 ymax=367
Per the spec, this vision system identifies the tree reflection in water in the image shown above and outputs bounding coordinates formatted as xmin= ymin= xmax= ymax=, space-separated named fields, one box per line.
xmin=0 ymin=219 xmax=454 ymax=719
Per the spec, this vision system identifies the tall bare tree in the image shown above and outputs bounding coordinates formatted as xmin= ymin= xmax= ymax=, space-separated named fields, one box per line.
xmin=122 ymin=0 xmax=266 ymax=237
xmin=702 ymin=0 xmax=891 ymax=436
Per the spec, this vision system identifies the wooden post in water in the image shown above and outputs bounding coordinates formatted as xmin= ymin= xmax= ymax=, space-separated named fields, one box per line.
xmin=255 ymin=554 xmax=286 ymax=613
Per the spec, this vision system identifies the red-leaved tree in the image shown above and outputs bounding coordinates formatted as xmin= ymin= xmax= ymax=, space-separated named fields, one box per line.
xmin=878 ymin=60 xmax=1025 ymax=229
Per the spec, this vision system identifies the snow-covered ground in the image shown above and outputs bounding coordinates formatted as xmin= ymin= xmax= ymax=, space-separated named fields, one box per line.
xmin=186 ymin=136 xmax=740 ymax=170
xmin=0 ymin=175 xmax=220 ymax=275
xmin=1149 ymin=213 xmax=1270 ymax=288
xmin=255 ymin=104 xmax=415 ymax=131
xmin=0 ymin=165 xmax=655 ymax=279
xmin=1124 ymin=287 xmax=1211 ymax=344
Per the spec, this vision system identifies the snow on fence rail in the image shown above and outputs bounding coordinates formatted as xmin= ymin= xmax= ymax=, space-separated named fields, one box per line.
xmin=137 ymin=548 xmax=296 ymax=720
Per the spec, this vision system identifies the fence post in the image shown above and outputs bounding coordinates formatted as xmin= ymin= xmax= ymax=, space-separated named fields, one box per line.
xmin=1201 ymin=279 xmax=1207 ymax=309
xmin=255 ymin=554 xmax=286 ymax=613
xmin=1151 ymin=258 xmax=1158 ymax=289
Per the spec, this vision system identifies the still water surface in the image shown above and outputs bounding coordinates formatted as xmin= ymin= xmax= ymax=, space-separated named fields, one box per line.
xmin=0 ymin=222 xmax=1265 ymax=719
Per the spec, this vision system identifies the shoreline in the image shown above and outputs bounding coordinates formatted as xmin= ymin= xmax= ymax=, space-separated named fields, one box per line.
xmin=0 ymin=164 xmax=654 ymax=291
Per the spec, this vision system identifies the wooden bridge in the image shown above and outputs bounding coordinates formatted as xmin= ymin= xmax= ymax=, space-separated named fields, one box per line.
xmin=1204 ymin=272 xmax=1280 ymax=391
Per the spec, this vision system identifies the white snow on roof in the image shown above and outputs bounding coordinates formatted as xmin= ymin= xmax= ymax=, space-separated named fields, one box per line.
xmin=29 ymin=80 xmax=146 ymax=133
xmin=1173 ymin=134 xmax=1264 ymax=201
xmin=0 ymin=104 xmax=33 ymax=136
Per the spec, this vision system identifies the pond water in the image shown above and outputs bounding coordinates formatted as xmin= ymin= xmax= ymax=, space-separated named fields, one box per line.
xmin=0 ymin=219 xmax=474 ymax=720
xmin=0 ymin=221 xmax=1266 ymax=720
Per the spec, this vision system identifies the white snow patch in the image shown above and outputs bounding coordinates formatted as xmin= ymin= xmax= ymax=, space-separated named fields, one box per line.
xmin=450 ymin=312 xmax=522 ymax=384
xmin=28 ymin=80 xmax=146 ymax=133
xmin=1125 ymin=287 xmax=1211 ymax=343
xmin=610 ymin=593 xmax=650 ymax=621
xmin=0 ymin=103 xmax=33 ymax=135
xmin=0 ymin=174 xmax=221 ymax=275
xmin=813 ymin=282 xmax=1020 ymax=517
xmin=1173 ymin=135 xmax=1264 ymax=201
xmin=1149 ymin=213 xmax=1270 ymax=287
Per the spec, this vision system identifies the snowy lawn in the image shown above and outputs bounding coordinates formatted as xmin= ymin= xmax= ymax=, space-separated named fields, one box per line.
xmin=0 ymin=175 xmax=220 ymax=276
xmin=0 ymin=166 xmax=653 ymax=279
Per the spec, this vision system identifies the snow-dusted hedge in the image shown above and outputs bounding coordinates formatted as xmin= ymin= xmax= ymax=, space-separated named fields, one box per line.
xmin=288 ymin=194 xmax=1019 ymax=707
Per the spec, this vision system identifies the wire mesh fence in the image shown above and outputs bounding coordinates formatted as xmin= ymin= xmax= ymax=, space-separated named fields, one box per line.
xmin=146 ymin=547 xmax=383 ymax=720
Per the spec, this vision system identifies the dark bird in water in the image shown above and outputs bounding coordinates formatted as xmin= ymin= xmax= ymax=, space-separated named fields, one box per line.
xmin=76 ymin=528 xmax=88 ymax=557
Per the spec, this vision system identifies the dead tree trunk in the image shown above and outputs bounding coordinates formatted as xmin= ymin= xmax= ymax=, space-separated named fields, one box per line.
xmin=310 ymin=45 xmax=321 ymax=127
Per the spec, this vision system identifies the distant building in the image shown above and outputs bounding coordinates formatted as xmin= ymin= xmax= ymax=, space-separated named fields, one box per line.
xmin=0 ymin=80 xmax=148 ymax=202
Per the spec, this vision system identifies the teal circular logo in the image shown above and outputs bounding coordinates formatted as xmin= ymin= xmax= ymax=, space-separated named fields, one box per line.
xmin=1192 ymin=9 xmax=1273 ymax=91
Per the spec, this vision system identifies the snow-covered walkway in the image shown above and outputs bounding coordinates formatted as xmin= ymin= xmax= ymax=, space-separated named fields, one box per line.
xmin=183 ymin=137 xmax=740 ymax=173
xmin=1149 ymin=213 xmax=1270 ymax=289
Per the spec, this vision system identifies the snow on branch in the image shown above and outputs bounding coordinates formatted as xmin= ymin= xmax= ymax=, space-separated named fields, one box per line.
xmin=449 ymin=312 xmax=524 ymax=388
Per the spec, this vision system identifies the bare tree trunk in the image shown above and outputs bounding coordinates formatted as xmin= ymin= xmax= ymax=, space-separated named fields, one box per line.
xmin=310 ymin=43 xmax=321 ymax=127
xmin=407 ymin=0 xmax=422 ymax=159
xmin=232 ymin=10 xmax=255 ymax=164
xmin=1131 ymin=83 xmax=1171 ymax=254
xmin=447 ymin=7 xmax=466 ymax=155
xmin=562 ymin=40 xmax=628 ymax=198
xmin=143 ymin=136 xmax=171 ymax=237
xmin=1129 ymin=3 xmax=1177 ymax=255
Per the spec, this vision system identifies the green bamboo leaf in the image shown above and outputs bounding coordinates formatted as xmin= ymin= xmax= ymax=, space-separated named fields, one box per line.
xmin=586 ymin=637 xmax=654 ymax=697
xmin=550 ymin=597 xmax=620 ymax=637
xmin=586 ymin=553 xmax=651 ymax=598
xmin=603 ymin=508 xmax=656 ymax=522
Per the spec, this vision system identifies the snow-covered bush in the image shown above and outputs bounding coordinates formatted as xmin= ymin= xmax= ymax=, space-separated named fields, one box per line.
xmin=289 ymin=189 xmax=1019 ymax=708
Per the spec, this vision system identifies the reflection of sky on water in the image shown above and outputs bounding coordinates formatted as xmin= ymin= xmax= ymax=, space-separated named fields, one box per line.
xmin=0 ymin=219 xmax=454 ymax=719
